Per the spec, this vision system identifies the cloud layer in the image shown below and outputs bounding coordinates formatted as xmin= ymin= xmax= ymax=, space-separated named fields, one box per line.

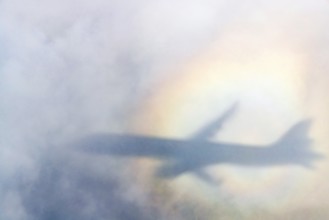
xmin=1 ymin=0 xmax=329 ymax=219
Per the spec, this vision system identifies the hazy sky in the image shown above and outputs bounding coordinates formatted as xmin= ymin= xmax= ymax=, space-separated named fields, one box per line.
xmin=1 ymin=0 xmax=329 ymax=219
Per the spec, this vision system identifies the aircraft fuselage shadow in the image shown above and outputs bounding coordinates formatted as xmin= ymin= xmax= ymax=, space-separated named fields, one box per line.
xmin=75 ymin=119 xmax=323 ymax=183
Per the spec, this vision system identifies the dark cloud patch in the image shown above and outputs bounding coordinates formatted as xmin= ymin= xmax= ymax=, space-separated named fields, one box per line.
xmin=17 ymin=150 xmax=162 ymax=220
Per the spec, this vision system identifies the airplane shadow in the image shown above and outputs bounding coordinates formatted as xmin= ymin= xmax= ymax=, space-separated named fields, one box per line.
xmin=74 ymin=103 xmax=323 ymax=184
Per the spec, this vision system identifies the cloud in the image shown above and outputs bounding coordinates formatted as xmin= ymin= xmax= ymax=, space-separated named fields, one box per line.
xmin=0 ymin=0 xmax=329 ymax=219
xmin=0 ymin=0 xmax=222 ymax=218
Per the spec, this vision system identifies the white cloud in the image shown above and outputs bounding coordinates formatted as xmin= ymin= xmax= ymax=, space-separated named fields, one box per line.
xmin=0 ymin=0 xmax=329 ymax=219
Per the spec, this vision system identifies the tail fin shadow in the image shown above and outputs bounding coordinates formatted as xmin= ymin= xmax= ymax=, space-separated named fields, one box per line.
xmin=271 ymin=119 xmax=324 ymax=168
